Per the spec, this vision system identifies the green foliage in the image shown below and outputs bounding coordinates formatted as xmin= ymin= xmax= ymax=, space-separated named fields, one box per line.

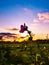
xmin=0 ymin=40 xmax=49 ymax=65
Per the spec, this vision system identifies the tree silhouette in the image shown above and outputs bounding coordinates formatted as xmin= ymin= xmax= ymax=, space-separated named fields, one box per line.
xmin=0 ymin=36 xmax=3 ymax=41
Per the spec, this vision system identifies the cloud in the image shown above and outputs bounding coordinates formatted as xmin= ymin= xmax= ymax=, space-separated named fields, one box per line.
xmin=24 ymin=8 xmax=29 ymax=12
xmin=33 ymin=12 xmax=49 ymax=23
xmin=23 ymin=8 xmax=49 ymax=23
xmin=38 ymin=12 xmax=49 ymax=20
xmin=23 ymin=7 xmax=33 ymax=17
xmin=23 ymin=8 xmax=32 ymax=14
xmin=33 ymin=18 xmax=39 ymax=23
xmin=6 ymin=28 xmax=19 ymax=31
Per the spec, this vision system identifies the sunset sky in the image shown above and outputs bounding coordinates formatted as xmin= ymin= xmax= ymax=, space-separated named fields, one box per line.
xmin=0 ymin=0 xmax=49 ymax=36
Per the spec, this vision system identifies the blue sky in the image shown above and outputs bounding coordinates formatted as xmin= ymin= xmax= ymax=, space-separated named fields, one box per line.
xmin=0 ymin=0 xmax=49 ymax=35
xmin=0 ymin=0 xmax=49 ymax=10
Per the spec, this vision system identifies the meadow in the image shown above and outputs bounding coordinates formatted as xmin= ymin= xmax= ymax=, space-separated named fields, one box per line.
xmin=0 ymin=40 xmax=49 ymax=65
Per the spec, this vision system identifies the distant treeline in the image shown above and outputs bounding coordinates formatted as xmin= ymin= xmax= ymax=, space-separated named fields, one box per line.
xmin=0 ymin=39 xmax=49 ymax=44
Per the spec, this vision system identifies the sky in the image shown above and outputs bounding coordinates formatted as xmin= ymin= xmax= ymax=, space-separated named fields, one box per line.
xmin=0 ymin=0 xmax=49 ymax=36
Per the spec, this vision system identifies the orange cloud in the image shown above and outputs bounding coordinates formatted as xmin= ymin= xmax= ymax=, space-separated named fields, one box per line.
xmin=6 ymin=28 xmax=19 ymax=31
xmin=38 ymin=12 xmax=49 ymax=20
xmin=33 ymin=12 xmax=49 ymax=23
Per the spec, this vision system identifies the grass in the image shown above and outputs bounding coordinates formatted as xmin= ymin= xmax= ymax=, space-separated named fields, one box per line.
xmin=0 ymin=40 xmax=49 ymax=65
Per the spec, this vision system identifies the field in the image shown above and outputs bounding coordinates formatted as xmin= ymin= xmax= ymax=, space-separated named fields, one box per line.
xmin=0 ymin=40 xmax=49 ymax=65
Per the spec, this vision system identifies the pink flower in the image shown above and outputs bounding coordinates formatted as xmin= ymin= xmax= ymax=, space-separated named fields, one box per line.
xmin=19 ymin=25 xmax=25 ymax=33
xmin=19 ymin=23 xmax=28 ymax=33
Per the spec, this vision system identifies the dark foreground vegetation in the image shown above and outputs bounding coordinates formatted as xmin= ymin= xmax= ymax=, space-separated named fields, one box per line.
xmin=0 ymin=40 xmax=49 ymax=65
